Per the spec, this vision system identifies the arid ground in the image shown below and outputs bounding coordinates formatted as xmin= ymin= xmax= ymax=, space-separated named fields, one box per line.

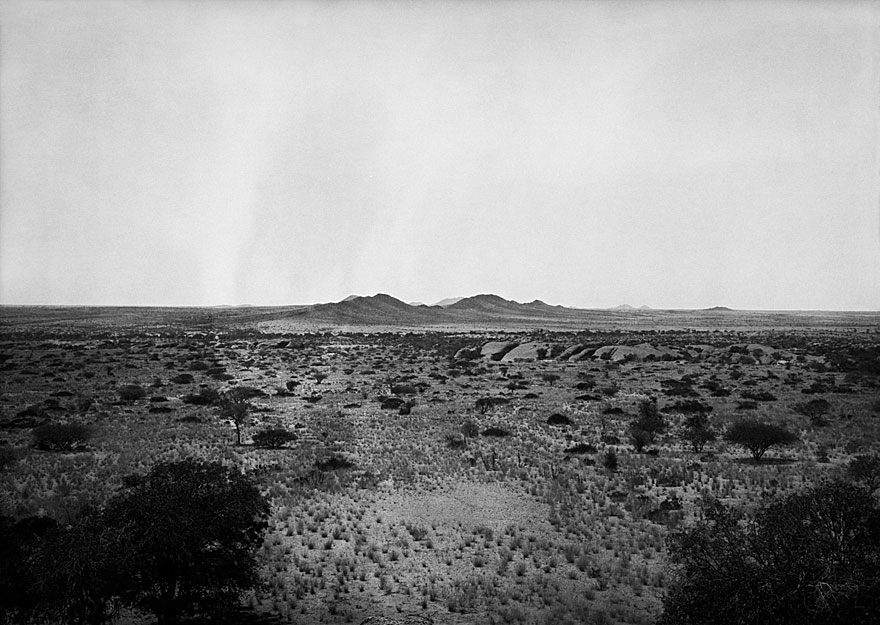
xmin=1 ymin=303 xmax=878 ymax=624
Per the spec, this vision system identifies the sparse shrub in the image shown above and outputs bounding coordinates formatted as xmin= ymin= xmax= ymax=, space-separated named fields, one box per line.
xmin=313 ymin=372 xmax=329 ymax=385
xmin=461 ymin=419 xmax=480 ymax=438
xmin=182 ymin=387 xmax=221 ymax=406
xmin=445 ymin=433 xmax=467 ymax=449
xmin=226 ymin=386 xmax=266 ymax=401
xmin=724 ymin=420 xmax=798 ymax=461
xmin=475 ymin=396 xmax=510 ymax=413
xmin=169 ymin=373 xmax=194 ymax=384
xmin=391 ymin=383 xmax=417 ymax=395
xmin=547 ymin=413 xmax=572 ymax=426
xmin=32 ymin=422 xmax=91 ymax=452
xmin=668 ymin=400 xmax=713 ymax=415
xmin=380 ymin=397 xmax=405 ymax=410
xmin=315 ymin=455 xmax=355 ymax=471
xmin=565 ymin=442 xmax=597 ymax=455
xmin=0 ymin=445 xmax=20 ymax=470
xmin=252 ymin=428 xmax=297 ymax=449
xmin=630 ymin=428 xmax=652 ymax=453
xmin=603 ymin=450 xmax=618 ymax=471
xmin=118 ymin=384 xmax=146 ymax=402
xmin=600 ymin=383 xmax=620 ymax=397
xmin=741 ymin=390 xmax=777 ymax=402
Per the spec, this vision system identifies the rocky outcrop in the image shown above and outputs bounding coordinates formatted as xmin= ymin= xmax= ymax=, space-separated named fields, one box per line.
xmin=557 ymin=344 xmax=587 ymax=360
xmin=481 ymin=341 xmax=519 ymax=360
xmin=501 ymin=341 xmax=553 ymax=362
xmin=454 ymin=346 xmax=482 ymax=361
xmin=592 ymin=343 xmax=679 ymax=362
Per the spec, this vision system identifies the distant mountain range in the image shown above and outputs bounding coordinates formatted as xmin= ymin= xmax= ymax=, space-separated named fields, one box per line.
xmin=276 ymin=293 xmax=726 ymax=327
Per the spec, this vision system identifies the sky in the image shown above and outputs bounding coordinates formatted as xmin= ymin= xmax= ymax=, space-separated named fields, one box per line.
xmin=1 ymin=0 xmax=878 ymax=310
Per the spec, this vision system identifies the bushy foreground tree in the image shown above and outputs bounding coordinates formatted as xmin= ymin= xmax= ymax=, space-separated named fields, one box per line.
xmin=0 ymin=459 xmax=268 ymax=625
xmin=104 ymin=459 xmax=269 ymax=623
xmin=659 ymin=480 xmax=880 ymax=625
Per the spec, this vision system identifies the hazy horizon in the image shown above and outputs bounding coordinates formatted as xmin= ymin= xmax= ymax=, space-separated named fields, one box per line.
xmin=2 ymin=1 xmax=879 ymax=311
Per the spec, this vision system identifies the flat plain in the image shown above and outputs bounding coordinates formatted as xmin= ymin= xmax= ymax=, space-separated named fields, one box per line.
xmin=1 ymin=299 xmax=878 ymax=624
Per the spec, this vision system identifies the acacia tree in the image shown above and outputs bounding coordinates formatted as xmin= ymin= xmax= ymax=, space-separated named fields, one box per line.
xmin=217 ymin=393 xmax=250 ymax=445
xmin=660 ymin=480 xmax=880 ymax=625
xmin=724 ymin=419 xmax=797 ymax=461
xmin=103 ymin=459 xmax=269 ymax=624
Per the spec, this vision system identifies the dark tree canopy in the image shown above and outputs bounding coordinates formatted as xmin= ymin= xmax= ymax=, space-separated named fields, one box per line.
xmin=724 ymin=419 xmax=797 ymax=461
xmin=660 ymin=480 xmax=880 ymax=625
xmin=103 ymin=459 xmax=269 ymax=624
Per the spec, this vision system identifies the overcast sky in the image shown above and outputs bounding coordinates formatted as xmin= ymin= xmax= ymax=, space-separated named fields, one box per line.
xmin=1 ymin=1 xmax=877 ymax=310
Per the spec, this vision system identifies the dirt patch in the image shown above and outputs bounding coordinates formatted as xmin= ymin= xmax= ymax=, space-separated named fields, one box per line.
xmin=377 ymin=481 xmax=548 ymax=533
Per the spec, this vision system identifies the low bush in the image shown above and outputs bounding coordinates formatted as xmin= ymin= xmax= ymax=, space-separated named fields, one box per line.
xmin=32 ymin=422 xmax=91 ymax=452
xmin=252 ymin=428 xmax=297 ymax=449
xmin=118 ymin=384 xmax=146 ymax=402
xmin=182 ymin=387 xmax=221 ymax=406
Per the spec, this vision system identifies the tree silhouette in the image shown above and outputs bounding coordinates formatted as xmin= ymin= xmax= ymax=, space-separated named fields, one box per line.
xmin=724 ymin=419 xmax=797 ymax=461
xmin=217 ymin=393 xmax=250 ymax=445
xmin=660 ymin=480 xmax=880 ymax=625
xmin=103 ymin=459 xmax=269 ymax=624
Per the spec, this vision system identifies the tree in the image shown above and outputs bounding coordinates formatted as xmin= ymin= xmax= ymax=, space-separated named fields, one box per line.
xmin=659 ymin=481 xmax=880 ymax=625
xmin=682 ymin=414 xmax=717 ymax=453
xmin=1 ymin=515 xmax=56 ymax=624
xmin=217 ymin=393 xmax=250 ymax=445
xmin=103 ymin=459 xmax=269 ymax=624
xmin=848 ymin=454 xmax=880 ymax=492
xmin=629 ymin=398 xmax=666 ymax=451
xmin=635 ymin=398 xmax=666 ymax=438
xmin=28 ymin=515 xmax=125 ymax=625
xmin=540 ymin=372 xmax=560 ymax=385
xmin=602 ymin=450 xmax=618 ymax=471
xmin=794 ymin=398 xmax=832 ymax=426
xmin=630 ymin=428 xmax=652 ymax=453
xmin=251 ymin=427 xmax=297 ymax=449
xmin=724 ymin=419 xmax=797 ymax=461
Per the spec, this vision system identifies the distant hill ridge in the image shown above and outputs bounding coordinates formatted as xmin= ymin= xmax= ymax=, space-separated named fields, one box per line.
xmin=279 ymin=293 xmax=743 ymax=327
